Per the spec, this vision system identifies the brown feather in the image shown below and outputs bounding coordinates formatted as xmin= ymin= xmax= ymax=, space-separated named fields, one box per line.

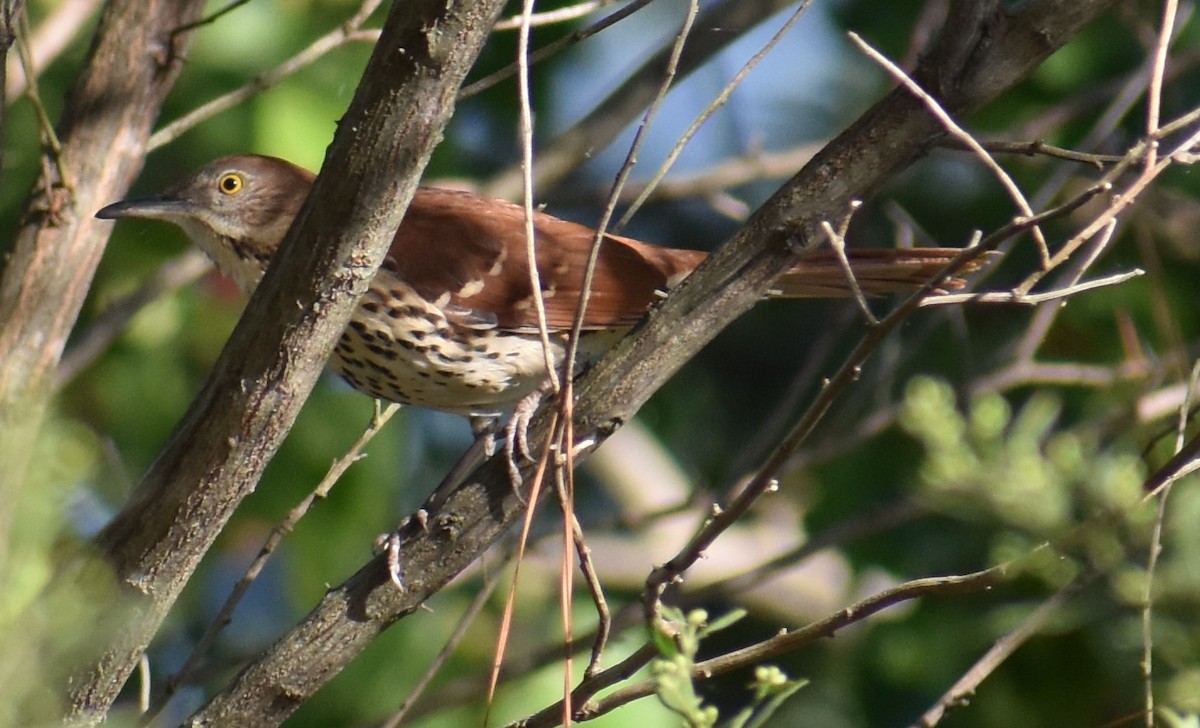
xmin=390 ymin=189 xmax=681 ymax=331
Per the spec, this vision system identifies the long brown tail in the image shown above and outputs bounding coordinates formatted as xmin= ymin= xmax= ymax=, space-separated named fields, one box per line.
xmin=617 ymin=235 xmax=981 ymax=301
xmin=771 ymin=247 xmax=980 ymax=298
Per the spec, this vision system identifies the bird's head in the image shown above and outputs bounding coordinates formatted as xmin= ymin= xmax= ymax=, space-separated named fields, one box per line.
xmin=97 ymin=155 xmax=315 ymax=291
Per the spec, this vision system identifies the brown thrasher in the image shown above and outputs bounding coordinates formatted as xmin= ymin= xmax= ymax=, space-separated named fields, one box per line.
xmin=97 ymin=155 xmax=973 ymax=438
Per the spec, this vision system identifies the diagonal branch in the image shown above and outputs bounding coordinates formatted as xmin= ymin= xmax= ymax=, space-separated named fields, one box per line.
xmin=49 ymin=0 xmax=508 ymax=722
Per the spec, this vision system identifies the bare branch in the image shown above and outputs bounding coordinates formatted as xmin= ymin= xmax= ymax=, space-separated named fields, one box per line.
xmin=914 ymin=576 xmax=1091 ymax=727
xmin=850 ymin=31 xmax=1052 ymax=266
xmin=149 ymin=0 xmax=383 ymax=150
xmin=148 ymin=402 xmax=398 ymax=721
xmin=482 ymin=0 xmax=802 ymax=199
xmin=517 ymin=564 xmax=1014 ymax=727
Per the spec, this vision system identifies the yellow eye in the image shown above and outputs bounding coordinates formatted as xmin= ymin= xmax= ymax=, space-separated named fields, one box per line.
xmin=218 ymin=173 xmax=244 ymax=195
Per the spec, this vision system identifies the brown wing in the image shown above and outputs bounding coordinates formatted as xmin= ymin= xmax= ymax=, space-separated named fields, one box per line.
xmin=388 ymin=188 xmax=693 ymax=332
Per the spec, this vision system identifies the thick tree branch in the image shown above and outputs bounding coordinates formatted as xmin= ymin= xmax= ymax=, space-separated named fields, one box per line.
xmin=50 ymin=0 xmax=508 ymax=722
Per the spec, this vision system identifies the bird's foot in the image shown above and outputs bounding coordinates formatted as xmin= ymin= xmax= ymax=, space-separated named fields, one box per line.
xmin=373 ymin=509 xmax=429 ymax=592
xmin=503 ymin=390 xmax=544 ymax=495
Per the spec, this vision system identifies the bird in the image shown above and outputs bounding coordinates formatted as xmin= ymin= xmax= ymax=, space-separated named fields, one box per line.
xmin=96 ymin=154 xmax=976 ymax=444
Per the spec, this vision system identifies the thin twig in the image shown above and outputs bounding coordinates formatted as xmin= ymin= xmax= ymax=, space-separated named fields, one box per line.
xmin=149 ymin=0 xmax=383 ymax=150
xmin=613 ymin=0 xmax=815 ymax=231
xmin=56 ymin=252 xmax=212 ymax=387
xmin=15 ymin=5 xmax=68 ymax=189
xmin=611 ymin=143 xmax=820 ymax=212
xmin=493 ymin=0 xmax=614 ymax=31
xmin=820 ymin=204 xmax=877 ymax=325
xmin=1140 ymin=359 xmax=1198 ymax=727
xmin=562 ymin=0 xmax=699 ymax=393
xmin=553 ymin=459 xmax=576 ymax=723
xmin=4 ymin=0 xmax=99 ymax=102
xmin=170 ymin=0 xmax=250 ymax=38
xmin=913 ymin=576 xmax=1091 ymax=727
xmin=380 ymin=556 xmax=508 ymax=728
xmin=942 ymin=138 xmax=1125 ymax=166
xmin=484 ymin=410 xmax=559 ymax=719
xmin=849 ymin=31 xmax=1051 ymax=267
xmin=1009 ymin=193 xmax=1116 ymax=362
xmin=1017 ymin=123 xmax=1200 ymax=296
xmin=460 ymin=0 xmax=655 ymax=100
xmin=144 ymin=401 xmax=399 ymax=721
xmin=515 ymin=0 xmax=560 ymax=394
xmin=1144 ymin=0 xmax=1180 ymax=169
xmin=1021 ymin=7 xmax=1196 ymax=215
xmin=923 ymin=268 xmax=1142 ymax=306
xmin=569 ymin=510 xmax=610 ymax=678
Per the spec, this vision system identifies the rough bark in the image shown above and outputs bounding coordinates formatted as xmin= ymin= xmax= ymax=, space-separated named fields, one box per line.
xmin=41 ymin=0 xmax=507 ymax=723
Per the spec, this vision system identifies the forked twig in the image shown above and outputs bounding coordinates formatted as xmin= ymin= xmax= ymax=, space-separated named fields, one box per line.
xmin=1036 ymin=134 xmax=1200 ymax=295
xmin=922 ymin=268 xmax=1143 ymax=306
